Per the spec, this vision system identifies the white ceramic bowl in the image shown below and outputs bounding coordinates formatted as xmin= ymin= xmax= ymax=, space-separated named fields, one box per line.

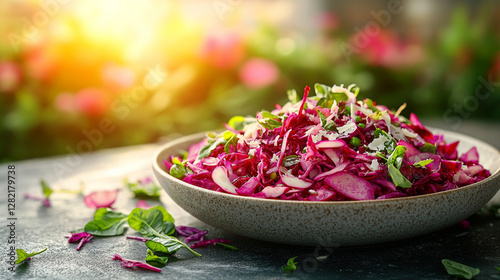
xmin=153 ymin=129 xmax=500 ymax=246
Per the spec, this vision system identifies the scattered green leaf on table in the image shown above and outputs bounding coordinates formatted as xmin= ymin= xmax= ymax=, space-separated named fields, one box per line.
xmin=125 ymin=178 xmax=162 ymax=198
xmin=41 ymin=180 xmax=53 ymax=198
xmin=442 ymin=259 xmax=480 ymax=279
xmin=128 ymin=205 xmax=201 ymax=257
xmin=216 ymin=243 xmax=238 ymax=250
xmin=282 ymin=256 xmax=298 ymax=273
xmin=15 ymin=248 xmax=47 ymax=264
xmin=84 ymin=208 xmax=128 ymax=236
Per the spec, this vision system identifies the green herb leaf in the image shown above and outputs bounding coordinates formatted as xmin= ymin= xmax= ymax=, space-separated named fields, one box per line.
xmin=127 ymin=206 xmax=175 ymax=237
xmin=15 ymin=248 xmax=47 ymax=264
xmin=387 ymin=145 xmax=406 ymax=169
xmin=169 ymin=158 xmax=189 ymax=179
xmin=84 ymin=208 xmax=128 ymax=236
xmin=441 ymin=259 xmax=480 ymax=279
xmin=224 ymin=132 xmax=238 ymax=154
xmin=419 ymin=143 xmax=437 ymax=154
xmin=261 ymin=111 xmax=280 ymax=120
xmin=257 ymin=119 xmax=282 ymax=130
xmin=197 ymin=138 xmax=225 ymax=160
xmin=216 ymin=242 xmax=238 ymax=250
xmin=227 ymin=116 xmax=246 ymax=131
xmin=388 ymin=164 xmax=412 ymax=188
xmin=364 ymin=98 xmax=380 ymax=112
xmin=128 ymin=206 xmax=200 ymax=257
xmin=125 ymin=178 xmax=162 ymax=198
xmin=314 ymin=83 xmax=331 ymax=98
xmin=84 ymin=219 xmax=127 ymax=236
xmin=282 ymin=256 xmax=298 ymax=273
xmin=145 ymin=249 xmax=168 ymax=268
xmin=413 ymin=159 xmax=434 ymax=167
xmin=41 ymin=180 xmax=53 ymax=198
xmin=146 ymin=238 xmax=184 ymax=254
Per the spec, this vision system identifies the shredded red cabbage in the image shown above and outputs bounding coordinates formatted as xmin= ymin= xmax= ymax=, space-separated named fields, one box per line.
xmin=111 ymin=254 xmax=162 ymax=272
xmin=65 ymin=232 xmax=93 ymax=251
xmin=167 ymin=83 xmax=491 ymax=201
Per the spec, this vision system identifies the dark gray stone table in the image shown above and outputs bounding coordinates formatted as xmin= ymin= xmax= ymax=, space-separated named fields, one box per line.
xmin=1 ymin=120 xmax=500 ymax=280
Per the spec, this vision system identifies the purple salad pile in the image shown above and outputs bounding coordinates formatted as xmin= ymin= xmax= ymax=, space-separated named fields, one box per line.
xmin=166 ymin=84 xmax=490 ymax=201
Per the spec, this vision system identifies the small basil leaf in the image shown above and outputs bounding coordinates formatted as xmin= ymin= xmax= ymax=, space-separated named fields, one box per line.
xmin=146 ymin=238 xmax=183 ymax=254
xmin=197 ymin=138 xmax=225 ymax=160
xmin=41 ymin=180 xmax=53 ymax=198
xmin=127 ymin=208 xmax=165 ymax=237
xmin=419 ymin=143 xmax=437 ymax=154
xmin=145 ymin=249 xmax=168 ymax=268
xmin=125 ymin=179 xmax=161 ymax=198
xmin=388 ymin=164 xmax=412 ymax=188
xmin=441 ymin=259 xmax=480 ymax=280
xmin=15 ymin=248 xmax=47 ymax=264
xmin=388 ymin=146 xmax=406 ymax=169
xmin=227 ymin=115 xmax=246 ymax=131
xmin=84 ymin=219 xmax=127 ymax=237
xmin=282 ymin=256 xmax=298 ymax=273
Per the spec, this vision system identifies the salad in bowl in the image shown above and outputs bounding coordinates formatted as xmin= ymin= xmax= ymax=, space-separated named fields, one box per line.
xmin=164 ymin=84 xmax=490 ymax=202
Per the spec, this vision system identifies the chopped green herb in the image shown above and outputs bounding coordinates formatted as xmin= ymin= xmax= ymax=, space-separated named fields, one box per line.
xmin=413 ymin=159 xmax=434 ymax=167
xmin=15 ymin=248 xmax=47 ymax=264
xmin=227 ymin=115 xmax=247 ymax=131
xmin=224 ymin=132 xmax=238 ymax=154
xmin=197 ymin=138 xmax=226 ymax=160
xmin=441 ymin=259 xmax=480 ymax=279
xmin=169 ymin=158 xmax=190 ymax=179
xmin=282 ymin=256 xmax=298 ymax=273
xmin=419 ymin=143 xmax=437 ymax=154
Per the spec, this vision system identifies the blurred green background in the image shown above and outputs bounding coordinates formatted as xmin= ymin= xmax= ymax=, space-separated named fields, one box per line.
xmin=1 ymin=0 xmax=499 ymax=162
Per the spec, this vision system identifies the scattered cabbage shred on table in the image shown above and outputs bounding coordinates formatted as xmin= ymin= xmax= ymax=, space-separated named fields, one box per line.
xmin=166 ymin=84 xmax=490 ymax=201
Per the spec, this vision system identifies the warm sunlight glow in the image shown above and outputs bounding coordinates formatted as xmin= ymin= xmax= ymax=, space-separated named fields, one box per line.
xmin=69 ymin=0 xmax=169 ymax=64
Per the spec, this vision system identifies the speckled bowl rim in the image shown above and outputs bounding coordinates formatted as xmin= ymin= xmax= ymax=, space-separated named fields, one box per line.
xmin=153 ymin=128 xmax=500 ymax=207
